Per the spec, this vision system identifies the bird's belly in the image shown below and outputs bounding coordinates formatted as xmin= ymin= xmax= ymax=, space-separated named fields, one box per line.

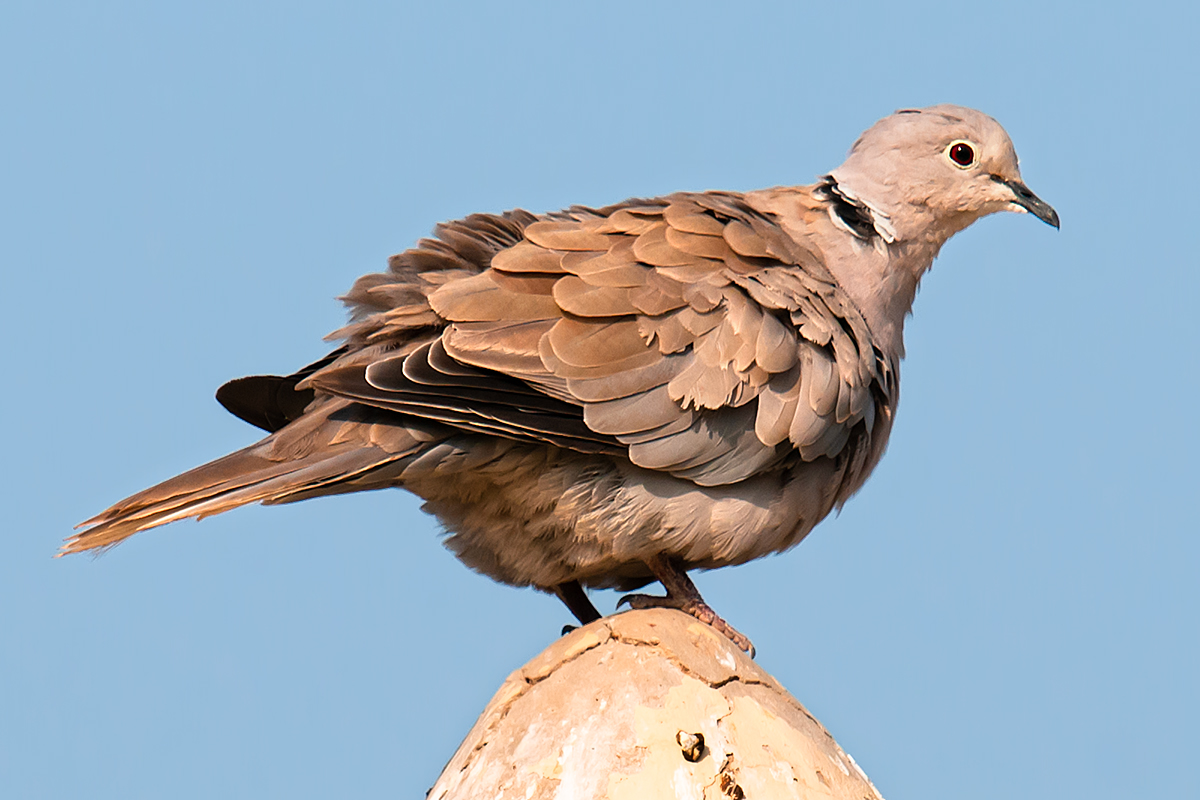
xmin=403 ymin=439 xmax=846 ymax=591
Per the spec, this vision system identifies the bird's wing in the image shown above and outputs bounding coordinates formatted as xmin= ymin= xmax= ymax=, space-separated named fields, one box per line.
xmin=309 ymin=192 xmax=891 ymax=487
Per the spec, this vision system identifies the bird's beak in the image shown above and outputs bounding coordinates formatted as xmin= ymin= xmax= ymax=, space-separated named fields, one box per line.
xmin=997 ymin=177 xmax=1060 ymax=229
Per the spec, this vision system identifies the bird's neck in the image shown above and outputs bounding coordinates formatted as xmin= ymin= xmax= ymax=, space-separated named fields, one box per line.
xmin=829 ymin=238 xmax=938 ymax=361
xmin=746 ymin=186 xmax=951 ymax=362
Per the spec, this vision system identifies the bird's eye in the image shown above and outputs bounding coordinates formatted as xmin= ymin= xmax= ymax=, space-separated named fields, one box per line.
xmin=947 ymin=140 xmax=976 ymax=168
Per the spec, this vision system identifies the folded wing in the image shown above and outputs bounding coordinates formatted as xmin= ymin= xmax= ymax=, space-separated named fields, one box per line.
xmin=312 ymin=192 xmax=892 ymax=487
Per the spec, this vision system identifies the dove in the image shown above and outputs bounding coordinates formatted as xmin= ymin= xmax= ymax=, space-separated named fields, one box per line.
xmin=67 ymin=105 xmax=1058 ymax=654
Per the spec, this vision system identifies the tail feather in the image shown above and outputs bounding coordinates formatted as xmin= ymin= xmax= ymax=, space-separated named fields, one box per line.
xmin=157 ymin=447 xmax=399 ymax=524
xmin=64 ymin=436 xmax=411 ymax=556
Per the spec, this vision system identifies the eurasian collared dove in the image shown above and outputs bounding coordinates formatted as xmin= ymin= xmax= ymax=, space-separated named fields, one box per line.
xmin=67 ymin=105 xmax=1057 ymax=654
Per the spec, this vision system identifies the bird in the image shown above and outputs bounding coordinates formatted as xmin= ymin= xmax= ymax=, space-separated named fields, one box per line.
xmin=66 ymin=105 xmax=1058 ymax=655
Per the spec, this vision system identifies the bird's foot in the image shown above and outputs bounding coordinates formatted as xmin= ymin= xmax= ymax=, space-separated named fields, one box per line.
xmin=617 ymin=555 xmax=755 ymax=657
xmin=618 ymin=591 xmax=755 ymax=657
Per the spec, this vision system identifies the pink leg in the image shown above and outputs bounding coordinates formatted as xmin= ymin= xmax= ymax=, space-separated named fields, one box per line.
xmin=619 ymin=555 xmax=755 ymax=657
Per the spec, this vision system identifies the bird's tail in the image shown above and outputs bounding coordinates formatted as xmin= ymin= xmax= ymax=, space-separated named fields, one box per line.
xmin=63 ymin=411 xmax=411 ymax=556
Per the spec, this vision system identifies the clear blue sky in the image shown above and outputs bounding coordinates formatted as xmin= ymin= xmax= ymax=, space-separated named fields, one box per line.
xmin=3 ymin=1 xmax=1197 ymax=798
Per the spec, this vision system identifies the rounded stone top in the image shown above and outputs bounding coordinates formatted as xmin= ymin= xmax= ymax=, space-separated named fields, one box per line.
xmin=429 ymin=608 xmax=884 ymax=800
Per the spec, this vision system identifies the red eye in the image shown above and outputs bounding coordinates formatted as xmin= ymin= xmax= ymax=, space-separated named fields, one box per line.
xmin=948 ymin=141 xmax=975 ymax=167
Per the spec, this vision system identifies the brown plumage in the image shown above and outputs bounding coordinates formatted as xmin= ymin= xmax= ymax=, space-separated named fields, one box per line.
xmin=67 ymin=105 xmax=1058 ymax=653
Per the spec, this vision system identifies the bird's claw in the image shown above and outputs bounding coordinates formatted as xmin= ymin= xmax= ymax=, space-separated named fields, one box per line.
xmin=616 ymin=591 xmax=755 ymax=658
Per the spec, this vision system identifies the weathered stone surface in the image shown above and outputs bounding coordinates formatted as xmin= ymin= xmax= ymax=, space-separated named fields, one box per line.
xmin=429 ymin=609 xmax=884 ymax=800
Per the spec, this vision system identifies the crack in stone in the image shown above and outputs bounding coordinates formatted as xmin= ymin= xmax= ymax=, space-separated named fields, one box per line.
xmin=522 ymin=624 xmax=614 ymax=686
xmin=607 ymin=629 xmax=766 ymax=692
xmin=443 ymin=623 xmax=616 ymax=781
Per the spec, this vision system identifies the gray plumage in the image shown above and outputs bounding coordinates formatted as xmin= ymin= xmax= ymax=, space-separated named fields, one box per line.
xmin=67 ymin=105 xmax=1057 ymax=640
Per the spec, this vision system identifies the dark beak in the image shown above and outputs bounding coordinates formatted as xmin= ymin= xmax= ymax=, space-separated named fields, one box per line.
xmin=997 ymin=177 xmax=1060 ymax=229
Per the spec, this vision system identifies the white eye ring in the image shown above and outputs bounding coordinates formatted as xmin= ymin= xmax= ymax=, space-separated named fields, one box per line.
xmin=945 ymin=140 xmax=977 ymax=169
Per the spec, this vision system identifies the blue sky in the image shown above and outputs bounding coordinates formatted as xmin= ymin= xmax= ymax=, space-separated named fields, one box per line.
xmin=3 ymin=1 xmax=1197 ymax=798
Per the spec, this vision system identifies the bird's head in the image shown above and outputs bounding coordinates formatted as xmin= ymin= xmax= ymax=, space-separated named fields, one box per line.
xmin=829 ymin=104 xmax=1059 ymax=241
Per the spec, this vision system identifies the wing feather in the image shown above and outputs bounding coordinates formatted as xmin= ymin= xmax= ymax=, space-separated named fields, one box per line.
xmin=552 ymin=276 xmax=637 ymax=317
xmin=310 ymin=193 xmax=892 ymax=487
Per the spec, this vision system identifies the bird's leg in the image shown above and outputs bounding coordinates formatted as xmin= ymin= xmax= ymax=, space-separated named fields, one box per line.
xmin=618 ymin=554 xmax=755 ymax=657
xmin=553 ymin=580 xmax=603 ymax=626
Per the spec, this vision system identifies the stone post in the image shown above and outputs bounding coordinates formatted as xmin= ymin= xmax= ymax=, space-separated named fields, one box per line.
xmin=429 ymin=608 xmax=884 ymax=799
